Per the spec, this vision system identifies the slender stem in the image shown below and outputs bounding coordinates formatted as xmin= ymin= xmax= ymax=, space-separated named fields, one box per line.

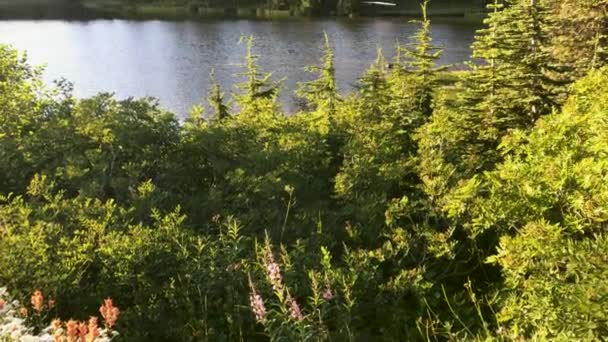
xmin=280 ymin=190 xmax=293 ymax=242
xmin=441 ymin=285 xmax=474 ymax=336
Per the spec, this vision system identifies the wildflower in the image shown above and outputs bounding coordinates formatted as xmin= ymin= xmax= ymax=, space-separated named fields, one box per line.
xmin=53 ymin=328 xmax=63 ymax=342
xmin=226 ymin=262 xmax=242 ymax=272
xmin=31 ymin=290 xmax=44 ymax=312
xmin=264 ymin=251 xmax=284 ymax=293
xmin=99 ymin=298 xmax=120 ymax=329
xmin=87 ymin=317 xmax=100 ymax=340
xmin=50 ymin=319 xmax=62 ymax=331
xmin=78 ymin=321 xmax=88 ymax=341
xmin=322 ymin=284 xmax=333 ymax=301
xmin=287 ymin=295 xmax=303 ymax=321
xmin=48 ymin=299 xmax=55 ymax=309
xmin=20 ymin=307 xmax=28 ymax=317
xmin=10 ymin=328 xmax=21 ymax=340
xmin=0 ymin=299 xmax=5 ymax=311
xmin=248 ymin=281 xmax=267 ymax=323
xmin=65 ymin=320 xmax=78 ymax=340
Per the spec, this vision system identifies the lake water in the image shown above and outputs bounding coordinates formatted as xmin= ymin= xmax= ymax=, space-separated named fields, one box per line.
xmin=0 ymin=18 xmax=479 ymax=117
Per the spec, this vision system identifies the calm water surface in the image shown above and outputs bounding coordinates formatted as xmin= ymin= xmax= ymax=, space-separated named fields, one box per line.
xmin=0 ymin=18 xmax=478 ymax=116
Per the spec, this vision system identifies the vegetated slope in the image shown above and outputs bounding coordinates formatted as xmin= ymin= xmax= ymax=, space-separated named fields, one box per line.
xmin=0 ymin=0 xmax=606 ymax=341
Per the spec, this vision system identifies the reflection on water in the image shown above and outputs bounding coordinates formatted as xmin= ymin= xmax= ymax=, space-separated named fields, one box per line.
xmin=0 ymin=18 xmax=479 ymax=116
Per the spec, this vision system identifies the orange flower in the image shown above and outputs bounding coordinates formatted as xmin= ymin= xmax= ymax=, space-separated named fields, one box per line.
xmin=53 ymin=329 xmax=63 ymax=342
xmin=0 ymin=299 xmax=5 ymax=311
xmin=31 ymin=290 xmax=44 ymax=312
xmin=88 ymin=316 xmax=98 ymax=328
xmin=20 ymin=307 xmax=28 ymax=317
xmin=99 ymin=298 xmax=120 ymax=329
xmin=50 ymin=318 xmax=62 ymax=331
xmin=87 ymin=317 xmax=100 ymax=341
xmin=77 ymin=321 xmax=88 ymax=341
xmin=65 ymin=320 xmax=78 ymax=339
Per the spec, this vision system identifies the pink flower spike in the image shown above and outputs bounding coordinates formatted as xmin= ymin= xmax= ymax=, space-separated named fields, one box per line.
xmin=323 ymin=286 xmax=333 ymax=301
xmin=288 ymin=295 xmax=303 ymax=321
xmin=248 ymin=281 xmax=267 ymax=323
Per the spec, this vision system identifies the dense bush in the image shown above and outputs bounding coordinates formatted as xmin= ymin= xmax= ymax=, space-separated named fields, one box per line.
xmin=0 ymin=0 xmax=607 ymax=341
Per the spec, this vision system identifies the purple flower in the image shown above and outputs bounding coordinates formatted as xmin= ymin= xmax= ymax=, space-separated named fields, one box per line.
xmin=265 ymin=251 xmax=284 ymax=293
xmin=249 ymin=282 xmax=267 ymax=323
xmin=322 ymin=285 xmax=333 ymax=301
xmin=288 ymin=295 xmax=303 ymax=321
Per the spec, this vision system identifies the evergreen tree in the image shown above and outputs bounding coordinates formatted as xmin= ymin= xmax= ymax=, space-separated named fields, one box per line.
xmin=208 ymin=70 xmax=229 ymax=122
xmin=296 ymin=32 xmax=340 ymax=118
xmin=234 ymin=35 xmax=281 ymax=116
xmin=446 ymin=67 xmax=608 ymax=340
xmin=418 ymin=0 xmax=569 ymax=203
xmin=387 ymin=0 xmax=446 ymax=131
xmin=356 ymin=48 xmax=390 ymax=119
xmin=184 ymin=103 xmax=206 ymax=131
xmin=399 ymin=0 xmax=447 ymax=120
xmin=335 ymin=2 xmax=446 ymax=236
xmin=424 ymin=0 xmax=516 ymax=183
xmin=547 ymin=0 xmax=607 ymax=77
xmin=463 ymin=0 xmax=565 ymax=129
xmin=297 ymin=33 xmax=343 ymax=190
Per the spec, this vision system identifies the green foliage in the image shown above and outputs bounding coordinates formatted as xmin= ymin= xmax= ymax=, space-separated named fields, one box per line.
xmin=0 ymin=177 xmax=257 ymax=341
xmin=0 ymin=45 xmax=47 ymax=193
xmin=548 ymin=0 xmax=608 ymax=77
xmin=357 ymin=49 xmax=390 ymax=117
xmin=397 ymin=0 xmax=447 ymax=120
xmin=452 ymin=67 xmax=608 ymax=236
xmin=0 ymin=3 xmax=606 ymax=341
xmin=208 ymin=69 xmax=230 ymax=122
xmin=441 ymin=67 xmax=608 ymax=340
xmin=234 ymin=35 xmax=282 ymax=117
xmin=168 ymin=104 xmax=334 ymax=240
xmin=335 ymin=1 xmax=445 ymax=236
xmin=296 ymin=33 xmax=340 ymax=118
xmin=418 ymin=0 xmax=570 ymax=208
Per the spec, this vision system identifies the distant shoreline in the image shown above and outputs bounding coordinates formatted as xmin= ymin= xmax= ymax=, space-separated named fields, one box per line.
xmin=0 ymin=0 xmax=487 ymax=21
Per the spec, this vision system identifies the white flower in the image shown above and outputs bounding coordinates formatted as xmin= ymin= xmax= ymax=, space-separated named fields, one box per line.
xmin=10 ymin=328 xmax=22 ymax=340
xmin=0 ymin=285 xmax=118 ymax=342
